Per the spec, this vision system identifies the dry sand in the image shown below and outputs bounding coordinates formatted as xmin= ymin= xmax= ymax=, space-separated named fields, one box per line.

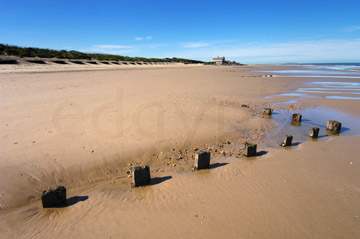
xmin=0 ymin=63 xmax=359 ymax=238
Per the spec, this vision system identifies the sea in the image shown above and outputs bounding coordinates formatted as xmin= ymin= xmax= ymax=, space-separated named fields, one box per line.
xmin=255 ymin=63 xmax=360 ymax=101
xmin=283 ymin=63 xmax=360 ymax=71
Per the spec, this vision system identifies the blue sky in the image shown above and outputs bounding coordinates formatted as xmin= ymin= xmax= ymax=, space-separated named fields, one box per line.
xmin=1 ymin=0 xmax=360 ymax=63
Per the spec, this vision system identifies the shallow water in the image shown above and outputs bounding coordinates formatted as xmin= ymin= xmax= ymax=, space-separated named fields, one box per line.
xmin=262 ymin=107 xmax=360 ymax=149
xmin=296 ymin=88 xmax=360 ymax=95
xmin=325 ymin=96 xmax=360 ymax=100
xmin=265 ymin=81 xmax=360 ymax=101
xmin=275 ymin=75 xmax=360 ymax=79
xmin=256 ymin=69 xmax=360 ymax=76
xmin=277 ymin=100 xmax=297 ymax=104
xmin=277 ymin=92 xmax=321 ymax=98
xmin=304 ymin=65 xmax=360 ymax=71
xmin=277 ymin=93 xmax=306 ymax=96
xmin=296 ymin=82 xmax=360 ymax=98
xmin=308 ymin=81 xmax=360 ymax=87
xmin=259 ymin=67 xmax=360 ymax=146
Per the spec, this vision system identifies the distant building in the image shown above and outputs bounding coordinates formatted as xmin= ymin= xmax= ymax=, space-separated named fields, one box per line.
xmin=213 ymin=56 xmax=225 ymax=65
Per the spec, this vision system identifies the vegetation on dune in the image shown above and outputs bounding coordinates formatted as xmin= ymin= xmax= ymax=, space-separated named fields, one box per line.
xmin=0 ymin=44 xmax=204 ymax=64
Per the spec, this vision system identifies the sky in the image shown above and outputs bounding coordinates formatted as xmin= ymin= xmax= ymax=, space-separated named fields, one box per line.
xmin=0 ymin=0 xmax=360 ymax=63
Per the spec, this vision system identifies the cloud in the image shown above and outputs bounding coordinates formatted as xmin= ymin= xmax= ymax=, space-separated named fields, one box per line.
xmin=345 ymin=26 xmax=360 ymax=32
xmin=86 ymin=42 xmax=164 ymax=55
xmin=87 ymin=45 xmax=136 ymax=54
xmin=135 ymin=36 xmax=152 ymax=41
xmin=164 ymin=39 xmax=360 ymax=63
xmin=83 ymin=39 xmax=360 ymax=63
xmin=94 ymin=45 xmax=133 ymax=49
xmin=100 ymin=50 xmax=135 ymax=54
xmin=182 ymin=42 xmax=211 ymax=48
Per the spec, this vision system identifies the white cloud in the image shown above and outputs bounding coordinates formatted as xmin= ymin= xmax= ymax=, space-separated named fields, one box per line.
xmin=94 ymin=45 xmax=133 ymax=49
xmin=345 ymin=26 xmax=360 ymax=32
xmin=83 ymin=39 xmax=360 ymax=63
xmin=87 ymin=45 xmax=136 ymax=55
xmin=135 ymin=36 xmax=152 ymax=41
xmin=165 ymin=39 xmax=360 ymax=63
xmin=182 ymin=42 xmax=211 ymax=48
xmin=101 ymin=50 xmax=135 ymax=54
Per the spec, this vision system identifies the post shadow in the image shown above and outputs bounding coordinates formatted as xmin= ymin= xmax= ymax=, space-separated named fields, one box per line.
xmin=291 ymin=142 xmax=301 ymax=147
xmin=317 ymin=134 xmax=328 ymax=139
xmin=256 ymin=151 xmax=268 ymax=156
xmin=209 ymin=162 xmax=229 ymax=169
xmin=57 ymin=196 xmax=89 ymax=208
xmin=150 ymin=176 xmax=172 ymax=186
xmin=341 ymin=126 xmax=350 ymax=133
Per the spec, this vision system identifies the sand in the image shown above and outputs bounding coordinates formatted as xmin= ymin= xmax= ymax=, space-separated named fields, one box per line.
xmin=0 ymin=63 xmax=359 ymax=238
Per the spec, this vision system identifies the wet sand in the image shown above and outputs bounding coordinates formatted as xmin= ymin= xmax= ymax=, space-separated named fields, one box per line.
xmin=0 ymin=64 xmax=359 ymax=238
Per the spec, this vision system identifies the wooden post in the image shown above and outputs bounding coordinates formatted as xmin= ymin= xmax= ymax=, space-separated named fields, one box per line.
xmin=310 ymin=127 xmax=320 ymax=138
xmin=131 ymin=165 xmax=151 ymax=187
xmin=263 ymin=108 xmax=273 ymax=116
xmin=326 ymin=120 xmax=342 ymax=134
xmin=245 ymin=142 xmax=257 ymax=157
xmin=41 ymin=186 xmax=67 ymax=208
xmin=281 ymin=135 xmax=293 ymax=147
xmin=292 ymin=113 xmax=302 ymax=122
xmin=194 ymin=150 xmax=210 ymax=170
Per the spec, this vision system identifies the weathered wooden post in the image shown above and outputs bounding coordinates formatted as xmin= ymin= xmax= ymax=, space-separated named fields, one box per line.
xmin=245 ymin=142 xmax=257 ymax=157
xmin=131 ymin=165 xmax=151 ymax=187
xmin=292 ymin=113 xmax=302 ymax=122
xmin=194 ymin=150 xmax=210 ymax=170
xmin=309 ymin=127 xmax=320 ymax=138
xmin=41 ymin=186 xmax=67 ymax=208
xmin=263 ymin=108 xmax=273 ymax=116
xmin=281 ymin=135 xmax=293 ymax=147
xmin=326 ymin=120 xmax=342 ymax=134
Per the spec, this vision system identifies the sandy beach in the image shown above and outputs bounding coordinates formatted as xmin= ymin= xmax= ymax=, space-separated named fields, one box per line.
xmin=0 ymin=63 xmax=359 ymax=238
